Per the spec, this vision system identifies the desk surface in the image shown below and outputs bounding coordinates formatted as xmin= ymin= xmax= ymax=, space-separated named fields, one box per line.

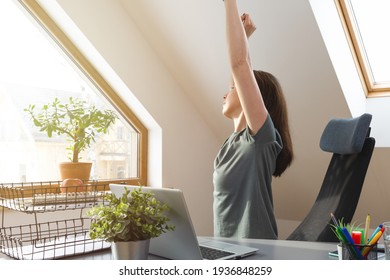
xmin=0 ymin=237 xmax=339 ymax=260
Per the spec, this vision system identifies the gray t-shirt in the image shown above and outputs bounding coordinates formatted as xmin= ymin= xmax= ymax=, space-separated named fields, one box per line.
xmin=213 ymin=115 xmax=282 ymax=239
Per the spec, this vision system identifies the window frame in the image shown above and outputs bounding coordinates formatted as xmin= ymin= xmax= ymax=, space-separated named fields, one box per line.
xmin=18 ymin=0 xmax=148 ymax=185
xmin=337 ymin=0 xmax=390 ymax=97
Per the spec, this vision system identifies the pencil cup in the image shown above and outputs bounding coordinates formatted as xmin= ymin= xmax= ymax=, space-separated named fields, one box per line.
xmin=341 ymin=243 xmax=377 ymax=260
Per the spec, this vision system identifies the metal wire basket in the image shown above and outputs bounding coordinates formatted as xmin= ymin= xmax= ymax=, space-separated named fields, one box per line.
xmin=0 ymin=181 xmax=110 ymax=212
xmin=0 ymin=180 xmax=118 ymax=259
xmin=0 ymin=218 xmax=110 ymax=260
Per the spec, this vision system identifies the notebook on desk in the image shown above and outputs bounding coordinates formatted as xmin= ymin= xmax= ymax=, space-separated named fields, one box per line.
xmin=109 ymin=184 xmax=258 ymax=260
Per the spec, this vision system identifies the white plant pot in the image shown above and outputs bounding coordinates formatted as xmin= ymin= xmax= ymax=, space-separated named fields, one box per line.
xmin=111 ymin=239 xmax=150 ymax=260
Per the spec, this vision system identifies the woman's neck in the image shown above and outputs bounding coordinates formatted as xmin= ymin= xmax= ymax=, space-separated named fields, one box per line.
xmin=233 ymin=112 xmax=247 ymax=132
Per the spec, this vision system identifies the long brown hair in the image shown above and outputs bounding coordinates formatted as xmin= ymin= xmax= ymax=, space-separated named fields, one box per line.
xmin=254 ymin=70 xmax=293 ymax=177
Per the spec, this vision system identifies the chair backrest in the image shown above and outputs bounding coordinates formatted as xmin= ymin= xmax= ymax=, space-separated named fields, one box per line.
xmin=287 ymin=113 xmax=375 ymax=242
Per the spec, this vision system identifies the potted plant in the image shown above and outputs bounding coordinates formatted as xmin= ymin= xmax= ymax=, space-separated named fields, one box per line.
xmin=24 ymin=97 xmax=118 ymax=184
xmin=85 ymin=187 xmax=175 ymax=259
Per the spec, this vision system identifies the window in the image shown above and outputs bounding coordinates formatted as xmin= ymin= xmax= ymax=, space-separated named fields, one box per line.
xmin=0 ymin=0 xmax=147 ymax=184
xmin=338 ymin=0 xmax=390 ymax=97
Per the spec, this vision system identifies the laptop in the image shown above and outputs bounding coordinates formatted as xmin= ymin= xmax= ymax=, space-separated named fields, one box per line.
xmin=109 ymin=184 xmax=258 ymax=260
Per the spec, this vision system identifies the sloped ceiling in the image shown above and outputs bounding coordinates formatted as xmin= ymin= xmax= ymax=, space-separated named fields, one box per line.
xmin=118 ymin=0 xmax=230 ymax=140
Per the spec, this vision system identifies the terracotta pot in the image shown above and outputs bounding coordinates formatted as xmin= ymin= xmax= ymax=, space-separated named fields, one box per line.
xmin=60 ymin=178 xmax=86 ymax=193
xmin=59 ymin=162 xmax=92 ymax=181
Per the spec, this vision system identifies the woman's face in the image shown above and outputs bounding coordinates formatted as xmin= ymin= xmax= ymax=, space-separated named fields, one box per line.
xmin=222 ymin=82 xmax=241 ymax=118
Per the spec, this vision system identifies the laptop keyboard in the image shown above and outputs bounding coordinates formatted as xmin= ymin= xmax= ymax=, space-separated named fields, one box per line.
xmin=199 ymin=246 xmax=235 ymax=260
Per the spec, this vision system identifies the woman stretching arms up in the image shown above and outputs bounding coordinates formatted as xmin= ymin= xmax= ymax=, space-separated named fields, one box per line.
xmin=213 ymin=0 xmax=293 ymax=239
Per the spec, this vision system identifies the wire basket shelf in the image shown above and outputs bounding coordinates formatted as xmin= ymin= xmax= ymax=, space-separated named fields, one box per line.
xmin=0 ymin=180 xmax=119 ymax=259
xmin=0 ymin=181 xmax=110 ymax=212
xmin=0 ymin=218 xmax=110 ymax=260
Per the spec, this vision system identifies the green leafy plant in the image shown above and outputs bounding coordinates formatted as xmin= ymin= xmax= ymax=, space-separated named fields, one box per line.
xmin=86 ymin=187 xmax=175 ymax=242
xmin=24 ymin=97 xmax=118 ymax=163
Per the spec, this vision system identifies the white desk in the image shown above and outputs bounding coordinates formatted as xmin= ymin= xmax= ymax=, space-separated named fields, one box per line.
xmin=0 ymin=237 xmax=339 ymax=260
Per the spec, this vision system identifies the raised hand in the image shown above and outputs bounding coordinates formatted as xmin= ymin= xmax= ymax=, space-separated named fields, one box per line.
xmin=241 ymin=13 xmax=256 ymax=38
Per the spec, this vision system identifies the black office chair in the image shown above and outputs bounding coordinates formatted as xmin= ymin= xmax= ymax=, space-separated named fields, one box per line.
xmin=287 ymin=113 xmax=375 ymax=242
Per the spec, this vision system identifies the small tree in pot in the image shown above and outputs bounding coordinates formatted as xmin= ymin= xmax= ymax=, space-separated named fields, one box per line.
xmin=24 ymin=97 xmax=118 ymax=183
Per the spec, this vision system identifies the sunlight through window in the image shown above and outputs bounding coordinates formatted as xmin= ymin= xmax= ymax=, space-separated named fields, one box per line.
xmin=0 ymin=1 xmax=143 ymax=183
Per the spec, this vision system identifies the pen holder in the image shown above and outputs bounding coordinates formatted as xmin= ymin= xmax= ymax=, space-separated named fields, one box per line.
xmin=341 ymin=243 xmax=378 ymax=260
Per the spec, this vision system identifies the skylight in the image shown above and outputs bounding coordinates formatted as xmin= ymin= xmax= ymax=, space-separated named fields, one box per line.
xmin=339 ymin=0 xmax=390 ymax=96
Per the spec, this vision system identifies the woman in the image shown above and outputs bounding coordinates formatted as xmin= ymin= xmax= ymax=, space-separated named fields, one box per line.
xmin=213 ymin=0 xmax=293 ymax=239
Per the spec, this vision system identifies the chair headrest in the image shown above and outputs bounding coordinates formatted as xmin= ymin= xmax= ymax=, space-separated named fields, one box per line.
xmin=320 ymin=113 xmax=372 ymax=154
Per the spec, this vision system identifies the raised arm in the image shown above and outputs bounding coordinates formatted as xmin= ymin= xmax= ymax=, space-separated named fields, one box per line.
xmin=224 ymin=0 xmax=267 ymax=134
